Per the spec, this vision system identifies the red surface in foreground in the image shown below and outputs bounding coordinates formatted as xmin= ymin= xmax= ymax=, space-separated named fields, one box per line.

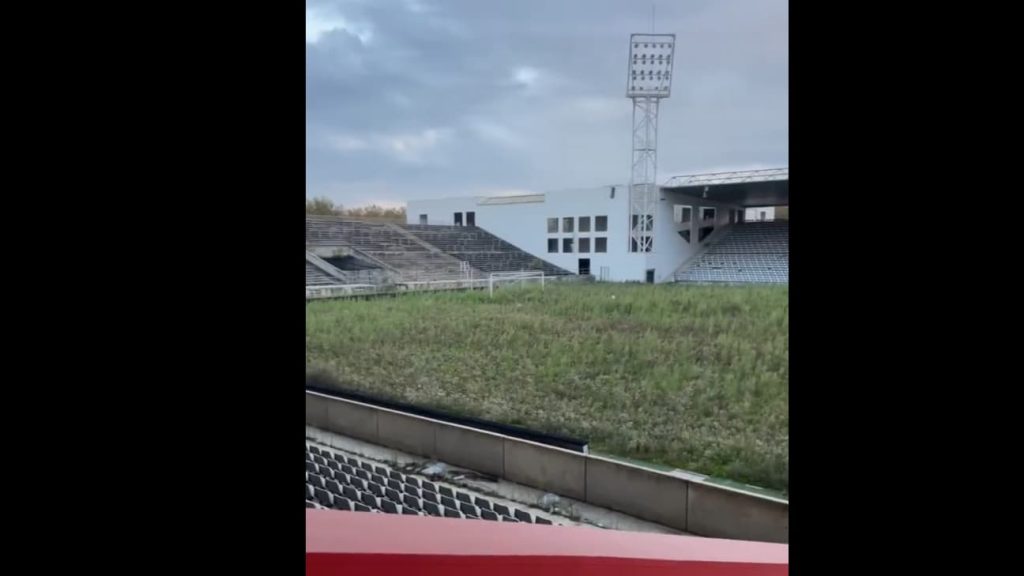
xmin=307 ymin=509 xmax=788 ymax=576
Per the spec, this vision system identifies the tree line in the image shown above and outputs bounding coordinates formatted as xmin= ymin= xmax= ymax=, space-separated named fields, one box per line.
xmin=305 ymin=196 xmax=406 ymax=223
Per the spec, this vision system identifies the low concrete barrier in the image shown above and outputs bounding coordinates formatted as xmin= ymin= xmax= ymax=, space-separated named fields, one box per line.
xmin=686 ymin=481 xmax=789 ymax=543
xmin=585 ymin=455 xmax=689 ymax=532
xmin=435 ymin=425 xmax=505 ymax=478
xmin=503 ymin=438 xmax=587 ymax=501
xmin=306 ymin=393 xmax=330 ymax=429
xmin=324 ymin=396 xmax=378 ymax=443
xmin=377 ymin=410 xmax=437 ymax=458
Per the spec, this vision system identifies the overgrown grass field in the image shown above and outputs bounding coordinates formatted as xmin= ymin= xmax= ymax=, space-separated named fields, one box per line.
xmin=306 ymin=283 xmax=788 ymax=492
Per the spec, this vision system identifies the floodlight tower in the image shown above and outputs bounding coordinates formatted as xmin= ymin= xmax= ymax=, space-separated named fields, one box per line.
xmin=626 ymin=34 xmax=675 ymax=253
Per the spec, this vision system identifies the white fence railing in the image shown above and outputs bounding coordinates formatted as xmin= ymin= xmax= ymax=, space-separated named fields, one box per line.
xmin=488 ymin=271 xmax=545 ymax=297
xmin=307 ymin=270 xmax=563 ymax=300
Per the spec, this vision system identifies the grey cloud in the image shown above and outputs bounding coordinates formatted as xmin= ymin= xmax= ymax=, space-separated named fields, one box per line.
xmin=306 ymin=0 xmax=787 ymax=206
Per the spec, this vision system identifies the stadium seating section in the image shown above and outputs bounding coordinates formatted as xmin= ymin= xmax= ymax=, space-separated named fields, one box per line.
xmin=306 ymin=217 xmax=467 ymax=281
xmin=308 ymin=216 xmax=787 ymax=286
xmin=305 ymin=443 xmax=555 ymax=525
xmin=674 ymin=221 xmax=788 ymax=284
xmin=306 ymin=216 xmax=570 ymax=284
xmin=402 ymin=225 xmax=571 ymax=276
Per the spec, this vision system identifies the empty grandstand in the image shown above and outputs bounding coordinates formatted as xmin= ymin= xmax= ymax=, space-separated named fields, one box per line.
xmin=309 ymin=175 xmax=789 ymax=291
xmin=673 ymin=221 xmax=788 ymax=284
xmin=307 ymin=216 xmax=466 ymax=282
xmin=403 ymin=224 xmax=571 ymax=277
xmin=306 ymin=215 xmax=572 ymax=297
xmin=407 ymin=168 xmax=788 ymax=283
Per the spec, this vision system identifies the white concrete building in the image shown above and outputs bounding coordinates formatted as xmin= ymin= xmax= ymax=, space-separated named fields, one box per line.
xmin=407 ymin=168 xmax=789 ymax=283
xmin=745 ymin=207 xmax=776 ymax=222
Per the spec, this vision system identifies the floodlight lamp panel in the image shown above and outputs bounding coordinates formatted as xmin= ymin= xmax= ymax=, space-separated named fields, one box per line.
xmin=626 ymin=33 xmax=675 ymax=98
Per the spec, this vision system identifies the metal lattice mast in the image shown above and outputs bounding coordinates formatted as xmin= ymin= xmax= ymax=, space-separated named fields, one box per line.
xmin=627 ymin=34 xmax=675 ymax=253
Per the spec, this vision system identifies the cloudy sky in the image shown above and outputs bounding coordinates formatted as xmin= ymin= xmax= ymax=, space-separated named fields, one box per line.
xmin=306 ymin=0 xmax=788 ymax=208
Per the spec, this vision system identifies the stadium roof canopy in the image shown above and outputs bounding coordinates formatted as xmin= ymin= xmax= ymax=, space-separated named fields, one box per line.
xmin=661 ymin=167 xmax=788 ymax=207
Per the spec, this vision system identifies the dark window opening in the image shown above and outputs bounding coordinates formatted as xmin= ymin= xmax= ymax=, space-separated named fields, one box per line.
xmin=579 ymin=217 xmax=591 ymax=232
xmin=547 ymin=238 xmax=558 ymax=253
xmin=595 ymin=216 xmax=608 ymax=232
xmin=645 ymin=269 xmax=655 ymax=283
xmin=419 ymin=214 xmax=427 ymax=225
xmin=674 ymin=205 xmax=692 ymax=224
xmin=595 ymin=237 xmax=607 ymax=252
xmin=547 ymin=218 xmax=558 ymax=233
xmin=699 ymin=226 xmax=714 ymax=242
xmin=454 ymin=212 xmax=463 ymax=226
xmin=678 ymin=229 xmax=691 ymax=243
xmin=562 ymin=238 xmax=574 ymax=253
xmin=466 ymin=212 xmax=476 ymax=226
xmin=563 ymin=217 xmax=574 ymax=233
xmin=578 ymin=258 xmax=591 ymax=276
xmin=579 ymin=238 xmax=590 ymax=253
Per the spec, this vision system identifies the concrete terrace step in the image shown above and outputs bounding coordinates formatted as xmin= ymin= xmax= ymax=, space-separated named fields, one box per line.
xmin=403 ymin=224 xmax=572 ymax=276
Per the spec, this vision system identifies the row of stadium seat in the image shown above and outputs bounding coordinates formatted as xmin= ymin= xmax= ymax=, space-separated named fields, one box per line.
xmin=306 ymin=218 xmax=428 ymax=252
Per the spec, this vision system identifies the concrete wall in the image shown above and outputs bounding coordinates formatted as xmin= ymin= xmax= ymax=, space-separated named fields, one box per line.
xmin=585 ymin=455 xmax=689 ymax=531
xmin=687 ymin=481 xmax=789 ymax=543
xmin=306 ymin=393 xmax=330 ymax=429
xmin=647 ymin=190 xmax=693 ymax=282
xmin=306 ymin=391 xmax=788 ymax=542
xmin=325 ymin=397 xmax=378 ymax=443
xmin=435 ymin=425 xmax=505 ymax=478
xmin=744 ymin=206 xmax=777 ymax=222
xmin=377 ymin=410 xmax=436 ymax=458
xmin=504 ymin=438 xmax=587 ymax=501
